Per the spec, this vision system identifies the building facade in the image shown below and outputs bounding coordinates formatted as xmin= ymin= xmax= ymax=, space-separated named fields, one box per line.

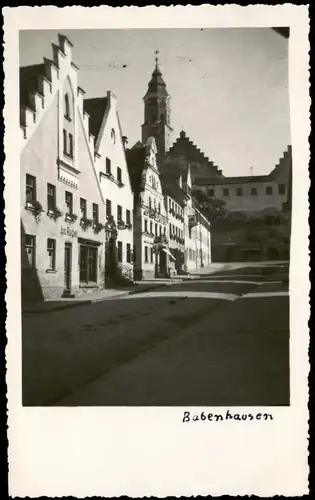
xmin=84 ymin=92 xmax=134 ymax=284
xmin=127 ymin=138 xmax=170 ymax=280
xmin=20 ymin=35 xmax=106 ymax=302
xmin=194 ymin=146 xmax=292 ymax=214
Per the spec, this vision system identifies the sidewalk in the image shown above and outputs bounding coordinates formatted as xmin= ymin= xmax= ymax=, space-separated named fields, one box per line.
xmin=22 ymin=281 xmax=169 ymax=314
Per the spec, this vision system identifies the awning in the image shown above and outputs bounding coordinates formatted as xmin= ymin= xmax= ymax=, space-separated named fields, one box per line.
xmin=162 ymin=248 xmax=176 ymax=261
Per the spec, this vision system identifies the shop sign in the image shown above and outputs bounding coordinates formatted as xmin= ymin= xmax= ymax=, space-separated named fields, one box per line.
xmin=61 ymin=226 xmax=78 ymax=238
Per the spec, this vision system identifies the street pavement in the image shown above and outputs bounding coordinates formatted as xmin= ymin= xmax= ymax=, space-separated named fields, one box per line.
xmin=22 ymin=264 xmax=289 ymax=407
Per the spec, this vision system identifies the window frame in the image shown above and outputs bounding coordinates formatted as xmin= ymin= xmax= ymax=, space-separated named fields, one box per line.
xmin=117 ymin=166 xmax=122 ymax=184
xmin=25 ymin=234 xmax=36 ymax=268
xmin=65 ymin=191 xmax=73 ymax=215
xmin=47 ymin=238 xmax=56 ymax=270
xmin=80 ymin=198 xmax=87 ymax=218
xmin=92 ymin=203 xmax=99 ymax=223
xmin=278 ymin=183 xmax=286 ymax=195
xmin=106 ymin=199 xmax=112 ymax=217
xmin=106 ymin=157 xmax=111 ymax=175
xmin=117 ymin=205 xmax=122 ymax=222
xmin=126 ymin=243 xmax=131 ymax=263
xmin=26 ymin=174 xmax=36 ymax=204
xmin=117 ymin=241 xmax=123 ymax=263
xmin=47 ymin=183 xmax=56 ymax=212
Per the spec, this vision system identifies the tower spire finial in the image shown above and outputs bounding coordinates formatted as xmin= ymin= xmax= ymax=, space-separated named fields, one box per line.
xmin=155 ymin=49 xmax=159 ymax=68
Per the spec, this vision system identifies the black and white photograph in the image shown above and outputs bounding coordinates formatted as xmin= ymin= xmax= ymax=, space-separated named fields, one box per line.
xmin=4 ymin=4 xmax=309 ymax=498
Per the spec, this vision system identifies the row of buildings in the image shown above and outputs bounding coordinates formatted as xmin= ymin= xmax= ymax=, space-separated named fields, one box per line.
xmin=20 ymin=34 xmax=211 ymax=302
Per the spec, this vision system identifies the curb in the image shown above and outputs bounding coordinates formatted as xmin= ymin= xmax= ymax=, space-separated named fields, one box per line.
xmin=128 ymin=282 xmax=168 ymax=295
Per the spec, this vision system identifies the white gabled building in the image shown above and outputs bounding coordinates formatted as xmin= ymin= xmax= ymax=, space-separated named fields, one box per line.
xmin=84 ymin=93 xmax=134 ymax=283
xmin=20 ymin=34 xmax=107 ymax=302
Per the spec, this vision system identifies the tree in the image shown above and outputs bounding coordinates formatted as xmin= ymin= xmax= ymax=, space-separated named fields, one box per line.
xmin=192 ymin=188 xmax=226 ymax=222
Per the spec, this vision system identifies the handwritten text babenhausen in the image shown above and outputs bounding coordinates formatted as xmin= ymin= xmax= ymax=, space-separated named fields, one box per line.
xmin=183 ymin=409 xmax=273 ymax=422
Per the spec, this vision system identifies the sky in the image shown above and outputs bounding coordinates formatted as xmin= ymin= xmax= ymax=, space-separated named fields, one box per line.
xmin=19 ymin=28 xmax=291 ymax=177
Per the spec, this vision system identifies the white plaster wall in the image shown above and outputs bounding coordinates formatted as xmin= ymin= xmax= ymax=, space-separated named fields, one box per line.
xmin=95 ymin=94 xmax=134 ymax=268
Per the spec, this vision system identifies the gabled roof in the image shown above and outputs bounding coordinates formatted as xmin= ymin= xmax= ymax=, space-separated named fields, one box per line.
xmin=83 ymin=97 xmax=109 ymax=143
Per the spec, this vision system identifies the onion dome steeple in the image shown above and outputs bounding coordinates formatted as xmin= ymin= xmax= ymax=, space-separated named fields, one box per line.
xmin=141 ymin=50 xmax=173 ymax=158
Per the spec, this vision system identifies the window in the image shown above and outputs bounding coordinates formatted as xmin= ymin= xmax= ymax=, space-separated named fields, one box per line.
xmin=126 ymin=209 xmax=131 ymax=225
xmin=150 ymin=247 xmax=154 ymax=263
xmin=68 ymin=133 xmax=73 ymax=158
xmin=65 ymin=191 xmax=73 ymax=214
xmin=144 ymin=246 xmax=148 ymax=263
xmin=26 ymin=174 xmax=36 ymax=203
xmin=25 ymin=234 xmax=36 ymax=268
xmin=117 ymin=241 xmax=123 ymax=262
xmin=80 ymin=198 xmax=87 ymax=218
xmin=117 ymin=205 xmax=122 ymax=222
xmin=79 ymin=245 xmax=98 ymax=283
xmin=126 ymin=243 xmax=131 ymax=263
xmin=92 ymin=203 xmax=99 ymax=223
xmin=278 ymin=183 xmax=286 ymax=195
xmin=47 ymin=238 xmax=56 ymax=270
xmin=149 ymin=197 xmax=152 ymax=208
xmin=117 ymin=167 xmax=122 ymax=184
xmin=155 ymin=223 xmax=158 ymax=235
xmin=106 ymin=199 xmax=112 ymax=217
xmin=64 ymin=93 xmax=71 ymax=120
xmin=47 ymin=183 xmax=56 ymax=212
xmin=144 ymin=219 xmax=148 ymax=233
xmin=208 ymin=188 xmax=215 ymax=197
xmin=150 ymin=221 xmax=153 ymax=234
xmin=111 ymin=128 xmax=116 ymax=144
xmin=169 ymin=223 xmax=172 ymax=236
xmin=236 ymin=187 xmax=242 ymax=197
xmin=158 ymin=202 xmax=161 ymax=214
xmin=223 ymin=188 xmax=229 ymax=197
xmin=159 ymin=225 xmax=162 ymax=236
xmin=63 ymin=130 xmax=73 ymax=157
xmin=106 ymin=157 xmax=111 ymax=175
xmin=251 ymin=187 xmax=258 ymax=196
xmin=266 ymin=186 xmax=273 ymax=195
xmin=63 ymin=129 xmax=67 ymax=155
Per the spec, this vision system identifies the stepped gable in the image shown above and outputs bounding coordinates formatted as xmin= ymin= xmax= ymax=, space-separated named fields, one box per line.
xmin=20 ymin=33 xmax=94 ymax=158
xmin=83 ymin=97 xmax=109 ymax=144
xmin=167 ymin=130 xmax=223 ymax=178
xmin=195 ymin=145 xmax=292 ymax=187
xmin=269 ymin=145 xmax=292 ymax=180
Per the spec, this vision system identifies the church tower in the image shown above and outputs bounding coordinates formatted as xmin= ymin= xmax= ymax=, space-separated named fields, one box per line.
xmin=141 ymin=51 xmax=173 ymax=158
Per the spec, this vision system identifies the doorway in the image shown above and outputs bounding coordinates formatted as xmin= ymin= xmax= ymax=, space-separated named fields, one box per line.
xmin=64 ymin=242 xmax=72 ymax=292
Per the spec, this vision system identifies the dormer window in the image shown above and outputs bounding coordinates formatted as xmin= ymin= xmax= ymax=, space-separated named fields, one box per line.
xmin=64 ymin=93 xmax=71 ymax=120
